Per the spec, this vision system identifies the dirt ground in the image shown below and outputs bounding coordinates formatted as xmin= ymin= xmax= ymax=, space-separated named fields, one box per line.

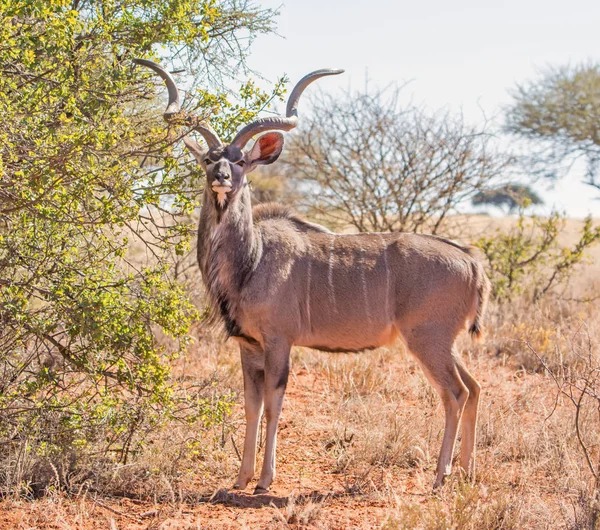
xmin=0 ymin=345 xmax=582 ymax=529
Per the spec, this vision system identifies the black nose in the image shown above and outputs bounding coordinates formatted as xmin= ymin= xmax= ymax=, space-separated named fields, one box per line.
xmin=215 ymin=173 xmax=230 ymax=185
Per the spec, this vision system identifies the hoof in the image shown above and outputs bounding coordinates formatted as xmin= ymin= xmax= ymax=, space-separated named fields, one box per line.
xmin=432 ymin=477 xmax=446 ymax=491
xmin=232 ymin=478 xmax=251 ymax=490
xmin=253 ymin=486 xmax=269 ymax=495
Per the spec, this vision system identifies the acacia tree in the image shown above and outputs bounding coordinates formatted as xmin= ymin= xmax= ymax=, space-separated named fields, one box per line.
xmin=505 ymin=63 xmax=600 ymax=190
xmin=472 ymin=183 xmax=543 ymax=213
xmin=0 ymin=0 xmax=280 ymax=477
xmin=284 ymin=88 xmax=509 ymax=234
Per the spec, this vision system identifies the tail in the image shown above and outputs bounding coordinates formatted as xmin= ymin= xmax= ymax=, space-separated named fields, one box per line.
xmin=427 ymin=238 xmax=491 ymax=341
xmin=466 ymin=250 xmax=491 ymax=341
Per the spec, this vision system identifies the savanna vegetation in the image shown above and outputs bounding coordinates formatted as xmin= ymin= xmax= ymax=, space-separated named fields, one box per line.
xmin=1 ymin=1 xmax=600 ymax=529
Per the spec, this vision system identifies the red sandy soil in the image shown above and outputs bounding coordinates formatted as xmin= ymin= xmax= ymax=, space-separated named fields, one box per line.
xmin=0 ymin=352 xmax=555 ymax=529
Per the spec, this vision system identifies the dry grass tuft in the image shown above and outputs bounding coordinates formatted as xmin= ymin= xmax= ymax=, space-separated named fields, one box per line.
xmin=383 ymin=480 xmax=526 ymax=530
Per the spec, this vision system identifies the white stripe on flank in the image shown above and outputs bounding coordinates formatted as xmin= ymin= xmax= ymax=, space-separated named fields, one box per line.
xmin=380 ymin=234 xmax=391 ymax=318
xmin=360 ymin=247 xmax=371 ymax=323
xmin=327 ymin=235 xmax=336 ymax=310
xmin=306 ymin=257 xmax=312 ymax=330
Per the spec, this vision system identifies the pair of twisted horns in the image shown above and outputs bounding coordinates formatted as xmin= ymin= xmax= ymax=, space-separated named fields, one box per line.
xmin=133 ymin=58 xmax=344 ymax=149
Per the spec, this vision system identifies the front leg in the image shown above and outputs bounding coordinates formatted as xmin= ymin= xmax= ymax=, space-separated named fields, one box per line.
xmin=233 ymin=344 xmax=265 ymax=490
xmin=255 ymin=338 xmax=291 ymax=494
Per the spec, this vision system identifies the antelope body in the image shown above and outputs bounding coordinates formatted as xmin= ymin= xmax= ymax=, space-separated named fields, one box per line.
xmin=135 ymin=59 xmax=491 ymax=493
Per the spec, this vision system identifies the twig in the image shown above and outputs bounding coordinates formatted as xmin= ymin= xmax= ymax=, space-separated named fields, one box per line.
xmin=231 ymin=434 xmax=242 ymax=461
xmin=90 ymin=496 xmax=142 ymax=522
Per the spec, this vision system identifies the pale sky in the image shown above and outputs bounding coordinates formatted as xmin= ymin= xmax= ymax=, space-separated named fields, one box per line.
xmin=244 ymin=0 xmax=600 ymax=217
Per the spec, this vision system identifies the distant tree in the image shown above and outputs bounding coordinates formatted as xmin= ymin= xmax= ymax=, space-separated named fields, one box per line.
xmin=505 ymin=63 xmax=600 ymax=191
xmin=472 ymin=184 xmax=543 ymax=213
xmin=285 ymin=87 xmax=509 ymax=234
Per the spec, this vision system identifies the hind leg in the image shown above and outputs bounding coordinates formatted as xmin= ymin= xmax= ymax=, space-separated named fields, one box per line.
xmin=455 ymin=359 xmax=480 ymax=479
xmin=404 ymin=329 xmax=469 ymax=489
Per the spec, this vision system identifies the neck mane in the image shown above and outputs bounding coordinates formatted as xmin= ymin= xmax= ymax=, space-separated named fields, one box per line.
xmin=197 ymin=183 xmax=259 ymax=337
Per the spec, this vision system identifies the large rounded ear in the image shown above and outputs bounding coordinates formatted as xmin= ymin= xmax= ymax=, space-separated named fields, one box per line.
xmin=248 ymin=132 xmax=284 ymax=166
xmin=183 ymin=137 xmax=205 ymax=164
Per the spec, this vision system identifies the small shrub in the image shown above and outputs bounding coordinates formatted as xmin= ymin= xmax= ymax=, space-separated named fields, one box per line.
xmin=475 ymin=211 xmax=600 ymax=302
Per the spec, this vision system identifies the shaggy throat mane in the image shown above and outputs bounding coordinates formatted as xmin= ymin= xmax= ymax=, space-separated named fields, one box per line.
xmin=199 ymin=190 xmax=258 ymax=343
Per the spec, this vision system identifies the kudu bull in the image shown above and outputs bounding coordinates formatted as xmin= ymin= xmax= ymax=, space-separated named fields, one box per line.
xmin=134 ymin=59 xmax=491 ymax=492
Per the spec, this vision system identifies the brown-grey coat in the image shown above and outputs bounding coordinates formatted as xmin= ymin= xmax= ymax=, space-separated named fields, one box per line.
xmin=134 ymin=58 xmax=491 ymax=493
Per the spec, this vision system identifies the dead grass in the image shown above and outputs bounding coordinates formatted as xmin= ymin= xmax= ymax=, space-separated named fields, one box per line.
xmin=382 ymin=479 xmax=527 ymax=530
xmin=2 ymin=218 xmax=600 ymax=528
xmin=0 ymin=341 xmax=597 ymax=528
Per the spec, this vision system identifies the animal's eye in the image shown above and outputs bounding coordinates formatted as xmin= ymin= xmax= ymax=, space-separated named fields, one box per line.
xmin=236 ymin=160 xmax=246 ymax=167
xmin=204 ymin=158 xmax=212 ymax=166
